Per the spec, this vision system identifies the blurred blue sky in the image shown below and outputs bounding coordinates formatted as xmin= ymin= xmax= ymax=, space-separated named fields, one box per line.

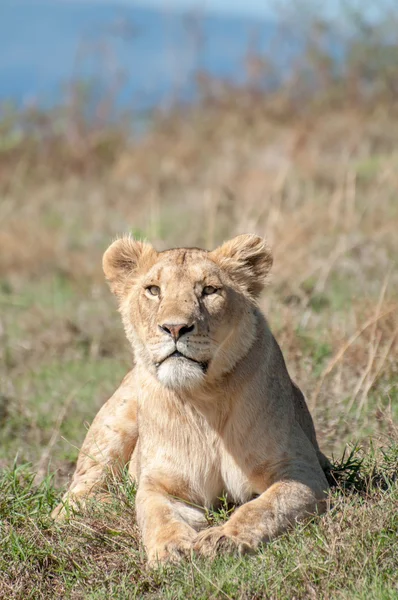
xmin=1 ymin=0 xmax=281 ymax=107
xmin=84 ymin=0 xmax=276 ymax=17
xmin=0 ymin=0 xmax=382 ymax=108
xmin=59 ymin=0 xmax=336 ymax=18
xmin=55 ymin=1 xmax=383 ymax=21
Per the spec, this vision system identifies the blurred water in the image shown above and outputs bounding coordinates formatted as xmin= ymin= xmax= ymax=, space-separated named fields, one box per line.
xmin=0 ymin=0 xmax=279 ymax=110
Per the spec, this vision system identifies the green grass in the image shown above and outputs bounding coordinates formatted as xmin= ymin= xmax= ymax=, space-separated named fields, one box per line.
xmin=0 ymin=444 xmax=397 ymax=599
xmin=0 ymin=357 xmax=127 ymax=464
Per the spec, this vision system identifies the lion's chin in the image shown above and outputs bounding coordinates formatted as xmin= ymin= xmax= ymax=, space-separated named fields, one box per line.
xmin=157 ymin=356 xmax=206 ymax=390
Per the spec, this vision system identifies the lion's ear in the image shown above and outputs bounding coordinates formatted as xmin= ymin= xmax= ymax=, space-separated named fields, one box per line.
xmin=103 ymin=236 xmax=157 ymax=297
xmin=210 ymin=234 xmax=273 ymax=298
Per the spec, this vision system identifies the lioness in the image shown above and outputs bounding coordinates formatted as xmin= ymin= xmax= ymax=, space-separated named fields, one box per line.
xmin=52 ymin=234 xmax=330 ymax=563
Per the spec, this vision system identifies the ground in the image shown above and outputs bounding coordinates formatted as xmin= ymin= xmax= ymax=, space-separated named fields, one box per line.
xmin=0 ymin=90 xmax=397 ymax=598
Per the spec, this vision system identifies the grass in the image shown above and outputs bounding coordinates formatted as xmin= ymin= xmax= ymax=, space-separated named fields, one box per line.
xmin=1 ymin=8 xmax=398 ymax=593
xmin=0 ymin=444 xmax=397 ymax=599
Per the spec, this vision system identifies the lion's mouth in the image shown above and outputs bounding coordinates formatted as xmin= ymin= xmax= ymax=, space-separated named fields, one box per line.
xmin=156 ymin=351 xmax=209 ymax=372
xmin=169 ymin=350 xmax=185 ymax=359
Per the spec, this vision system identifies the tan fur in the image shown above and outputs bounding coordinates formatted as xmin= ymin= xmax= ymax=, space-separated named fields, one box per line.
xmin=52 ymin=234 xmax=330 ymax=564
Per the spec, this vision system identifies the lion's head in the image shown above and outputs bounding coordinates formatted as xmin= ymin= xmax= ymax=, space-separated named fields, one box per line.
xmin=103 ymin=234 xmax=273 ymax=390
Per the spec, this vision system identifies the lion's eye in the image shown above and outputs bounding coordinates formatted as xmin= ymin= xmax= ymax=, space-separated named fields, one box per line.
xmin=203 ymin=285 xmax=217 ymax=296
xmin=146 ymin=285 xmax=160 ymax=297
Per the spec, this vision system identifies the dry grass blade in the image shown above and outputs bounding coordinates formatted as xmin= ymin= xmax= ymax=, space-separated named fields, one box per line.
xmin=347 ymin=331 xmax=382 ymax=413
xmin=347 ymin=272 xmax=391 ymax=413
xmin=355 ymin=325 xmax=398 ymax=419
xmin=311 ymin=307 xmax=397 ymax=408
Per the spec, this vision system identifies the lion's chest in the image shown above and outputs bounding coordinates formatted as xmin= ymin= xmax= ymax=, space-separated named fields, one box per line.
xmin=137 ymin=423 xmax=254 ymax=507
xmin=137 ymin=395 xmax=258 ymax=508
xmin=220 ymin=448 xmax=255 ymax=505
xmin=149 ymin=436 xmax=254 ymax=508
xmin=179 ymin=440 xmax=255 ymax=507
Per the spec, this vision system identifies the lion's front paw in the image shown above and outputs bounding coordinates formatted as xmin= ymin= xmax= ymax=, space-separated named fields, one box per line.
xmin=51 ymin=491 xmax=111 ymax=521
xmin=51 ymin=485 xmax=115 ymax=522
xmin=51 ymin=495 xmax=84 ymax=521
xmin=147 ymin=531 xmax=196 ymax=566
xmin=193 ymin=525 xmax=255 ymax=558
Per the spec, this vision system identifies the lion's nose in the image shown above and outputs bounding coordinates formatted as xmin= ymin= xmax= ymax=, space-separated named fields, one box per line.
xmin=159 ymin=322 xmax=195 ymax=341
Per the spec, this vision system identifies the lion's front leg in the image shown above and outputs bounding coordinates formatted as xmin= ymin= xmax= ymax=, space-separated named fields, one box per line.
xmin=52 ymin=370 xmax=138 ymax=519
xmin=136 ymin=477 xmax=207 ymax=565
xmin=194 ymin=477 xmax=328 ymax=558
